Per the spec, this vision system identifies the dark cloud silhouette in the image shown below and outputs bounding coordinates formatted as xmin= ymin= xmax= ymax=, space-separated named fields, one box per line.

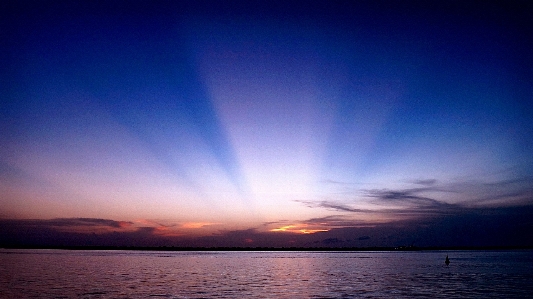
xmin=321 ymin=238 xmax=344 ymax=245
xmin=277 ymin=177 xmax=533 ymax=248
xmin=302 ymin=177 xmax=533 ymax=220
xmin=46 ymin=218 xmax=133 ymax=228
xmin=297 ymin=187 xmax=456 ymax=218
xmin=364 ymin=188 xmax=454 ymax=212
xmin=307 ymin=206 xmax=533 ymax=248
xmin=2 ymin=206 xmax=532 ymax=248
xmin=0 ymin=218 xmax=132 ymax=229
xmin=2 ymin=175 xmax=533 ymax=250
xmin=0 ymin=218 xmax=166 ymax=247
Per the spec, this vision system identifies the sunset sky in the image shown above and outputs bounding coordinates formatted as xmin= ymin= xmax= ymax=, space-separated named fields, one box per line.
xmin=1 ymin=0 xmax=533 ymax=248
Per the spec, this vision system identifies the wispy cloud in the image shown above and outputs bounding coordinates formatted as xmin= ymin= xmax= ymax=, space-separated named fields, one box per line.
xmin=321 ymin=179 xmax=371 ymax=186
xmin=318 ymin=201 xmax=370 ymax=213
xmin=411 ymin=179 xmax=437 ymax=186
xmin=298 ymin=177 xmax=533 ymax=225
xmin=302 ymin=215 xmax=372 ymax=227
xmin=364 ymin=188 xmax=454 ymax=210
xmin=296 ymin=200 xmax=372 ymax=213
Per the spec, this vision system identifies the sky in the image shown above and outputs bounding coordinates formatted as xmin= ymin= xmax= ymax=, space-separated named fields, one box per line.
xmin=1 ymin=0 xmax=533 ymax=248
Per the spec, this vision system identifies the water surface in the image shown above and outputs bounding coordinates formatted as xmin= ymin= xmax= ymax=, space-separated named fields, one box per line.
xmin=1 ymin=249 xmax=532 ymax=298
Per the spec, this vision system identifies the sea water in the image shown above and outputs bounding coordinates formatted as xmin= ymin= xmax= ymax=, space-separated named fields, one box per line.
xmin=1 ymin=249 xmax=532 ymax=298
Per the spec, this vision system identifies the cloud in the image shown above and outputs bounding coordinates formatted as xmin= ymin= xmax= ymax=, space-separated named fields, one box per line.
xmin=302 ymin=215 xmax=371 ymax=227
xmin=269 ymin=224 xmax=328 ymax=234
xmin=0 ymin=218 xmax=178 ymax=247
xmin=364 ymin=188 xmax=454 ymax=211
xmin=2 ymin=174 xmax=533 ymax=248
xmin=2 ymin=207 xmax=533 ymax=248
xmin=307 ymin=205 xmax=533 ymax=248
xmin=48 ymin=218 xmax=133 ymax=228
xmin=317 ymin=201 xmax=372 ymax=213
xmin=302 ymin=177 xmax=533 ymax=222
xmin=297 ymin=188 xmax=456 ymax=220
xmin=287 ymin=176 xmax=533 ymax=247
xmin=215 ymin=205 xmax=533 ymax=248
xmin=296 ymin=200 xmax=372 ymax=213
xmin=321 ymin=179 xmax=370 ymax=186
xmin=0 ymin=218 xmax=134 ymax=231
xmin=411 ymin=179 xmax=437 ymax=186
xmin=181 ymin=222 xmax=218 ymax=229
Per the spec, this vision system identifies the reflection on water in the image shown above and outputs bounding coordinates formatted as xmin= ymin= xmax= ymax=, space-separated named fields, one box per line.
xmin=1 ymin=250 xmax=532 ymax=298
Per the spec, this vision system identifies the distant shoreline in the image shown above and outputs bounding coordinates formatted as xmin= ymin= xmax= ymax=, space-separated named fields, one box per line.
xmin=2 ymin=245 xmax=532 ymax=252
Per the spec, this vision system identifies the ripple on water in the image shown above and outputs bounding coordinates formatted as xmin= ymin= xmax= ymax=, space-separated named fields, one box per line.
xmin=1 ymin=250 xmax=532 ymax=298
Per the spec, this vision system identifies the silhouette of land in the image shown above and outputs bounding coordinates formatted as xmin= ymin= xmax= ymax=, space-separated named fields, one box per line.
xmin=2 ymin=245 xmax=532 ymax=251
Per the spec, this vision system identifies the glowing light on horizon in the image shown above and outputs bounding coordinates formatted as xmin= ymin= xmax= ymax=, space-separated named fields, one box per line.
xmin=270 ymin=225 xmax=296 ymax=232
xmin=270 ymin=224 xmax=329 ymax=234
xmin=181 ymin=222 xmax=218 ymax=229
xmin=299 ymin=229 xmax=329 ymax=234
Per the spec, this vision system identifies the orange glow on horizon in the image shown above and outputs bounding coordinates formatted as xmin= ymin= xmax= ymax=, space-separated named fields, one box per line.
xmin=270 ymin=225 xmax=296 ymax=232
xmin=299 ymin=229 xmax=329 ymax=234
xmin=181 ymin=222 xmax=218 ymax=229
xmin=270 ymin=224 xmax=329 ymax=234
xmin=118 ymin=221 xmax=133 ymax=228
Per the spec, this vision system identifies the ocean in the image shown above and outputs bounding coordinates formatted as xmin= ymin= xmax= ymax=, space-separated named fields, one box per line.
xmin=1 ymin=249 xmax=532 ymax=298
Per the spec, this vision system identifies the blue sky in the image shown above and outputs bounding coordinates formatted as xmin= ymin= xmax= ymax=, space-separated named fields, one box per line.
xmin=1 ymin=0 xmax=532 ymax=247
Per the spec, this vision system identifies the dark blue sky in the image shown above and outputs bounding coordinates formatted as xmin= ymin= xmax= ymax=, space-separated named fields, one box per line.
xmin=1 ymin=0 xmax=532 ymax=247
